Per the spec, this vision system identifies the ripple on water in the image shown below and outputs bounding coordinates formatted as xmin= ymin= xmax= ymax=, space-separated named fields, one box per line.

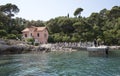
xmin=0 ymin=51 xmax=120 ymax=76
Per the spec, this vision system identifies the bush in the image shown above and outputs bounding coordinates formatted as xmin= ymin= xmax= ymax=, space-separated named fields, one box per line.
xmin=0 ymin=22 xmax=4 ymax=29
xmin=27 ymin=38 xmax=35 ymax=45
xmin=0 ymin=30 xmax=7 ymax=38
xmin=34 ymin=43 xmax=39 ymax=46
xmin=48 ymin=35 xmax=54 ymax=43
xmin=53 ymin=33 xmax=62 ymax=42
xmin=62 ymin=35 xmax=70 ymax=42
xmin=7 ymin=34 xmax=17 ymax=39
xmin=16 ymin=34 xmax=22 ymax=40
xmin=11 ymin=30 xmax=18 ymax=34
xmin=71 ymin=36 xmax=78 ymax=42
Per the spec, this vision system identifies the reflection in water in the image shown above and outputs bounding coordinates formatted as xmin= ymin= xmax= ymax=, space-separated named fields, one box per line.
xmin=0 ymin=51 xmax=120 ymax=76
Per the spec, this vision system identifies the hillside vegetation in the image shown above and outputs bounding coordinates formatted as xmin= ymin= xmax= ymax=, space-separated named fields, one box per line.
xmin=0 ymin=3 xmax=120 ymax=45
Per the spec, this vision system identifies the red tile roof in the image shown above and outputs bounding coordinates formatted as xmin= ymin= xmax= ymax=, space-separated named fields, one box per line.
xmin=37 ymin=27 xmax=46 ymax=31
xmin=22 ymin=26 xmax=46 ymax=32
xmin=21 ymin=28 xmax=29 ymax=32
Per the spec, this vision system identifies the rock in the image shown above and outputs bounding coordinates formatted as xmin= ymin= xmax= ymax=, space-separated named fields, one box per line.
xmin=0 ymin=44 xmax=10 ymax=52
xmin=0 ymin=40 xmax=7 ymax=45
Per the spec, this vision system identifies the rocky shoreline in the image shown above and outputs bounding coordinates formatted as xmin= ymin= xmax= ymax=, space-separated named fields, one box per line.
xmin=0 ymin=39 xmax=50 ymax=54
xmin=0 ymin=39 xmax=120 ymax=54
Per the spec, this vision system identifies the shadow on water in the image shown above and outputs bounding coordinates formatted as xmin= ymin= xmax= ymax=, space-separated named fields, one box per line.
xmin=108 ymin=50 xmax=120 ymax=57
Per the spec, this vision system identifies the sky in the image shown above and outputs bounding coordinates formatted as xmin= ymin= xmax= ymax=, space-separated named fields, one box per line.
xmin=0 ymin=0 xmax=120 ymax=21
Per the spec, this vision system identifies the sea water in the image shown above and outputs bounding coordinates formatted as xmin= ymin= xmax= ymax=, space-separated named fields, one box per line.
xmin=0 ymin=50 xmax=120 ymax=76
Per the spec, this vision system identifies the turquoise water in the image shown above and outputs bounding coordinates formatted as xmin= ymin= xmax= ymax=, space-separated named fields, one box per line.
xmin=0 ymin=51 xmax=120 ymax=76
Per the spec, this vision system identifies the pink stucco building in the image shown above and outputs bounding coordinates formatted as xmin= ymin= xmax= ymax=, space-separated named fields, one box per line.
xmin=22 ymin=26 xmax=49 ymax=44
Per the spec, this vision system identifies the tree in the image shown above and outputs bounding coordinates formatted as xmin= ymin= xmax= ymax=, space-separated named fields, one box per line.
xmin=108 ymin=6 xmax=120 ymax=19
xmin=46 ymin=19 xmax=61 ymax=34
xmin=73 ymin=22 xmax=82 ymax=33
xmin=28 ymin=20 xmax=45 ymax=27
xmin=53 ymin=33 xmax=62 ymax=42
xmin=99 ymin=8 xmax=108 ymax=19
xmin=11 ymin=30 xmax=18 ymax=34
xmin=74 ymin=8 xmax=83 ymax=17
xmin=0 ymin=3 xmax=20 ymax=27
xmin=0 ymin=22 xmax=4 ymax=29
xmin=62 ymin=35 xmax=70 ymax=42
xmin=0 ymin=12 xmax=9 ymax=28
xmin=71 ymin=33 xmax=81 ymax=42
xmin=0 ymin=3 xmax=19 ymax=18
xmin=58 ymin=18 xmax=74 ymax=33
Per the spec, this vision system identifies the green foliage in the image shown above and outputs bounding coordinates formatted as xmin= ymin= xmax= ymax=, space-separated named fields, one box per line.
xmin=16 ymin=34 xmax=22 ymax=40
xmin=0 ymin=3 xmax=19 ymax=18
xmin=0 ymin=22 xmax=4 ymax=29
xmin=46 ymin=17 xmax=75 ymax=34
xmin=48 ymin=35 xmax=54 ymax=43
xmin=46 ymin=19 xmax=61 ymax=33
xmin=11 ymin=30 xmax=18 ymax=34
xmin=62 ymin=35 xmax=70 ymax=42
xmin=71 ymin=33 xmax=81 ymax=42
xmin=0 ymin=30 xmax=7 ymax=38
xmin=74 ymin=8 xmax=83 ymax=17
xmin=71 ymin=36 xmax=78 ymax=42
xmin=7 ymin=34 xmax=17 ymax=39
xmin=73 ymin=22 xmax=81 ymax=29
xmin=53 ymin=33 xmax=62 ymax=42
xmin=34 ymin=43 xmax=39 ymax=46
xmin=59 ymin=18 xmax=74 ymax=33
xmin=108 ymin=6 xmax=120 ymax=19
xmin=27 ymin=38 xmax=35 ymax=45
xmin=0 ymin=4 xmax=120 ymax=45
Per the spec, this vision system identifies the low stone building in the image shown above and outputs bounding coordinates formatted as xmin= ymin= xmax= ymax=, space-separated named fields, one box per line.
xmin=22 ymin=26 xmax=49 ymax=44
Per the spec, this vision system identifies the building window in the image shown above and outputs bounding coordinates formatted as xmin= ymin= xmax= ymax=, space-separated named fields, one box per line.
xmin=31 ymin=33 xmax=32 ymax=36
xmin=37 ymin=33 xmax=39 ymax=37
xmin=25 ymin=34 xmax=27 ymax=37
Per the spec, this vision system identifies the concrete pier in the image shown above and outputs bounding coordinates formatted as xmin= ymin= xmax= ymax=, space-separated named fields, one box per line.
xmin=87 ymin=46 xmax=109 ymax=57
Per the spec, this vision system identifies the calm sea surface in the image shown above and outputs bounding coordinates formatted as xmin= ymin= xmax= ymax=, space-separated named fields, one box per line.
xmin=0 ymin=50 xmax=120 ymax=76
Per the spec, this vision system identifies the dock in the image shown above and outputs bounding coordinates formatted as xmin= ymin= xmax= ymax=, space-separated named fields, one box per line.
xmin=87 ymin=46 xmax=109 ymax=57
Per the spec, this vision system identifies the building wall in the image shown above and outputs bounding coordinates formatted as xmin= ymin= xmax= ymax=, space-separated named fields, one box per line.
xmin=22 ymin=32 xmax=30 ymax=42
xmin=22 ymin=28 xmax=49 ymax=44
xmin=34 ymin=29 xmax=49 ymax=44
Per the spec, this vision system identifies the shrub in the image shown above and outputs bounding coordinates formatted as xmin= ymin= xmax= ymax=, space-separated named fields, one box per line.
xmin=16 ymin=34 xmax=22 ymax=40
xmin=0 ymin=30 xmax=7 ymax=38
xmin=62 ymin=35 xmax=70 ymax=42
xmin=48 ymin=35 xmax=54 ymax=43
xmin=11 ymin=30 xmax=18 ymax=34
xmin=27 ymin=38 xmax=35 ymax=45
xmin=71 ymin=36 xmax=78 ymax=42
xmin=7 ymin=34 xmax=17 ymax=39
xmin=53 ymin=33 xmax=62 ymax=42
xmin=34 ymin=43 xmax=39 ymax=46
